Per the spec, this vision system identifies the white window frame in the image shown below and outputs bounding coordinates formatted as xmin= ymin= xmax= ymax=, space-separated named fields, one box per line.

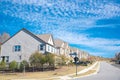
xmin=48 ymin=45 xmax=50 ymax=52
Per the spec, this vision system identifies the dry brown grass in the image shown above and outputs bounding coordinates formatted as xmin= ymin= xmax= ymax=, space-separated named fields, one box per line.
xmin=0 ymin=65 xmax=92 ymax=80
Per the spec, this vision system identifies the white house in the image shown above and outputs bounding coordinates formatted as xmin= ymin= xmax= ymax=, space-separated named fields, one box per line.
xmin=64 ymin=42 xmax=71 ymax=58
xmin=0 ymin=28 xmax=56 ymax=63
xmin=54 ymin=39 xmax=71 ymax=57
xmin=36 ymin=34 xmax=56 ymax=54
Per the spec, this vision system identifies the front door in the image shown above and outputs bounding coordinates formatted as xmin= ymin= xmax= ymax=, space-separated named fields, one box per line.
xmin=2 ymin=56 xmax=5 ymax=62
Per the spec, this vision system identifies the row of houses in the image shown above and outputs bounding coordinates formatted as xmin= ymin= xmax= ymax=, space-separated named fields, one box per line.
xmin=115 ymin=52 xmax=120 ymax=60
xmin=0 ymin=28 xmax=89 ymax=64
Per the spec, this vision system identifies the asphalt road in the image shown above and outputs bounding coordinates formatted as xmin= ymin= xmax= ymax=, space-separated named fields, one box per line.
xmin=74 ymin=62 xmax=120 ymax=80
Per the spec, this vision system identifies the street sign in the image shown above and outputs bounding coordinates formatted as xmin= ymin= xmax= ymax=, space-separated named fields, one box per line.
xmin=74 ymin=57 xmax=79 ymax=62
xmin=69 ymin=52 xmax=78 ymax=76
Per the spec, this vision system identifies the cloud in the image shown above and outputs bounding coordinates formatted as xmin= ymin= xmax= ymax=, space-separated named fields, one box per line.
xmin=0 ymin=0 xmax=120 ymax=25
xmin=53 ymin=30 xmax=120 ymax=53
xmin=0 ymin=0 xmax=120 ymax=57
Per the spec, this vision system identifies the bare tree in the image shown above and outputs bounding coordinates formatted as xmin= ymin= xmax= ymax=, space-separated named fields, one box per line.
xmin=1 ymin=32 xmax=10 ymax=43
xmin=0 ymin=34 xmax=2 ymax=43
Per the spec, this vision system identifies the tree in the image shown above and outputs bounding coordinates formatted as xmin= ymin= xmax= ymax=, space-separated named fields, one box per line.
xmin=0 ymin=61 xmax=6 ymax=70
xmin=29 ymin=52 xmax=43 ymax=67
xmin=54 ymin=56 xmax=62 ymax=67
xmin=0 ymin=34 xmax=2 ymax=43
xmin=60 ymin=55 xmax=67 ymax=65
xmin=1 ymin=32 xmax=10 ymax=43
xmin=9 ymin=61 xmax=17 ymax=71
xmin=29 ymin=52 xmax=55 ymax=71
xmin=40 ymin=55 xmax=47 ymax=71
xmin=45 ymin=53 xmax=55 ymax=66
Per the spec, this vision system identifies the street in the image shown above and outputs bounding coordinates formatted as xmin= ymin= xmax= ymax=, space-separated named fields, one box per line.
xmin=74 ymin=62 xmax=120 ymax=80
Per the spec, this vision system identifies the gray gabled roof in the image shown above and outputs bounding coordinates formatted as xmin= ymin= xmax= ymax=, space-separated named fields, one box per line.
xmin=2 ymin=28 xmax=47 ymax=45
xmin=64 ymin=42 xmax=69 ymax=49
xmin=36 ymin=34 xmax=51 ymax=43
xmin=69 ymin=47 xmax=78 ymax=52
xmin=36 ymin=34 xmax=55 ymax=45
xmin=54 ymin=39 xmax=64 ymax=48
xmin=2 ymin=28 xmax=56 ymax=47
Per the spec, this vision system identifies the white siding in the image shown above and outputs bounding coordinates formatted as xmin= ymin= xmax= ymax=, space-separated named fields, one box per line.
xmin=1 ymin=30 xmax=45 ymax=62
xmin=48 ymin=36 xmax=54 ymax=45
xmin=46 ymin=44 xmax=56 ymax=54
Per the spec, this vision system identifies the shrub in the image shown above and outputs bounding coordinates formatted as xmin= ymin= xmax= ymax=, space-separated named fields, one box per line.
xmin=45 ymin=53 xmax=55 ymax=66
xmin=9 ymin=61 xmax=17 ymax=71
xmin=19 ymin=60 xmax=29 ymax=71
xmin=29 ymin=52 xmax=56 ymax=71
xmin=60 ymin=55 xmax=67 ymax=65
xmin=29 ymin=52 xmax=43 ymax=67
xmin=0 ymin=61 xmax=6 ymax=70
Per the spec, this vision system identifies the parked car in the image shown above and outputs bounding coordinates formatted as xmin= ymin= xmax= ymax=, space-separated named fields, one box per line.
xmin=76 ymin=61 xmax=88 ymax=66
xmin=116 ymin=60 xmax=120 ymax=64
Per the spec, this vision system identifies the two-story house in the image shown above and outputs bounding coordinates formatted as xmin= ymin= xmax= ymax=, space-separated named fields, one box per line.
xmin=0 ymin=28 xmax=56 ymax=63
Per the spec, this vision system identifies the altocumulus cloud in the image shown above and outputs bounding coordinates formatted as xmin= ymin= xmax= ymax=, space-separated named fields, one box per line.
xmin=0 ymin=0 xmax=120 ymax=57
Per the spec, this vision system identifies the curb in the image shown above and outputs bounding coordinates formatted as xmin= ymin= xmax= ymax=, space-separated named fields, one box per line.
xmin=58 ymin=62 xmax=100 ymax=80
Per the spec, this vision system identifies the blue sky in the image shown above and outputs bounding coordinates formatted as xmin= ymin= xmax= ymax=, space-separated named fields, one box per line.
xmin=0 ymin=0 xmax=120 ymax=58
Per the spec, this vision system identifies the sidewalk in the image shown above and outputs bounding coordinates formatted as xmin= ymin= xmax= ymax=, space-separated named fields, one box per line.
xmin=58 ymin=62 xmax=100 ymax=80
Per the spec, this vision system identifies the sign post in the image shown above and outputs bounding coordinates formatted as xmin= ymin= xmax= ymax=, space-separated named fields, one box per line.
xmin=70 ymin=52 xmax=79 ymax=76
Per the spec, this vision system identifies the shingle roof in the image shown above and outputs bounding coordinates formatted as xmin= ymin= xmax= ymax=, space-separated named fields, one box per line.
xmin=1 ymin=28 xmax=46 ymax=45
xmin=36 ymin=34 xmax=51 ymax=43
xmin=54 ymin=39 xmax=64 ymax=48
xmin=64 ymin=42 xmax=69 ymax=48
xmin=70 ymin=47 xmax=78 ymax=52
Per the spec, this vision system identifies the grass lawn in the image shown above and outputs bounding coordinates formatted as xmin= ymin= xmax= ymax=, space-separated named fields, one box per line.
xmin=0 ymin=64 xmax=94 ymax=80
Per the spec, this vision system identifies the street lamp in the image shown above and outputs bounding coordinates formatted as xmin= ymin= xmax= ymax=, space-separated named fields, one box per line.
xmin=69 ymin=52 xmax=79 ymax=76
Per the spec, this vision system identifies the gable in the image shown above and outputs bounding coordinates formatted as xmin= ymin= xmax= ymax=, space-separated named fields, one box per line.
xmin=36 ymin=34 xmax=54 ymax=46
xmin=54 ymin=39 xmax=65 ymax=48
xmin=48 ymin=35 xmax=54 ymax=45
xmin=2 ymin=28 xmax=45 ymax=46
xmin=61 ymin=42 xmax=65 ymax=48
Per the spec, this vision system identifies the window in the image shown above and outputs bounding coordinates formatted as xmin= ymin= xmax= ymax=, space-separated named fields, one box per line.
xmin=51 ymin=47 xmax=53 ymax=52
xmin=6 ymin=56 xmax=9 ymax=62
xmin=40 ymin=44 xmax=44 ymax=51
xmin=51 ymin=47 xmax=54 ymax=53
xmin=14 ymin=45 xmax=21 ymax=52
xmin=48 ymin=45 xmax=50 ymax=51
